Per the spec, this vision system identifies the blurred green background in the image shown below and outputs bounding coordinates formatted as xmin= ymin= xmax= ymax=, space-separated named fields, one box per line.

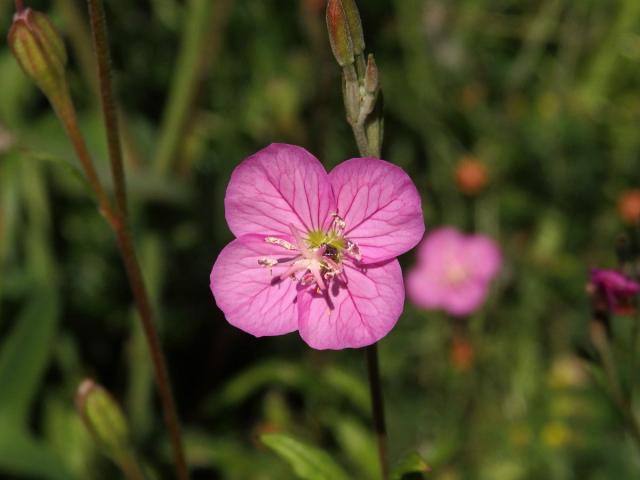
xmin=2 ymin=0 xmax=640 ymax=478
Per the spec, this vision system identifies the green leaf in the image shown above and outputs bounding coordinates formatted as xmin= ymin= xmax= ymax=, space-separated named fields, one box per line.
xmin=261 ymin=433 xmax=349 ymax=480
xmin=391 ymin=452 xmax=431 ymax=480
xmin=0 ymin=290 xmax=59 ymax=429
xmin=0 ymin=429 xmax=71 ymax=480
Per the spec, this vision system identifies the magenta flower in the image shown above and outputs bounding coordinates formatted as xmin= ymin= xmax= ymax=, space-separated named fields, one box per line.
xmin=407 ymin=227 xmax=501 ymax=316
xmin=589 ymin=269 xmax=640 ymax=316
xmin=210 ymin=144 xmax=424 ymax=349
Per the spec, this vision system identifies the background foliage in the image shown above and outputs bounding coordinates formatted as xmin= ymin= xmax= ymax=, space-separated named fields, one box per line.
xmin=1 ymin=0 xmax=640 ymax=478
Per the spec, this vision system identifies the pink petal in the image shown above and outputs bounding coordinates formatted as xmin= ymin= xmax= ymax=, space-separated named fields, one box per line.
xmin=225 ymin=144 xmax=336 ymax=238
xmin=406 ymin=266 xmax=447 ymax=309
xmin=329 ymin=158 xmax=425 ymax=263
xmin=441 ymin=281 xmax=489 ymax=317
xmin=464 ymin=235 xmax=502 ymax=281
xmin=416 ymin=227 xmax=464 ymax=265
xmin=210 ymin=235 xmax=301 ymax=337
xmin=297 ymin=260 xmax=404 ymax=349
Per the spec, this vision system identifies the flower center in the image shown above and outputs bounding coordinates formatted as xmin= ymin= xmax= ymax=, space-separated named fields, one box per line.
xmin=257 ymin=214 xmax=361 ymax=291
xmin=445 ymin=263 xmax=469 ymax=286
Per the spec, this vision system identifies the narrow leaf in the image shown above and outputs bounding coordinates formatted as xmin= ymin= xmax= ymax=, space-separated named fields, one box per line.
xmin=261 ymin=433 xmax=349 ymax=480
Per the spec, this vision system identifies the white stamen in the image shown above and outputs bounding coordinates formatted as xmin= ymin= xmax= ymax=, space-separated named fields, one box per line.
xmin=265 ymin=236 xmax=296 ymax=250
xmin=345 ymin=239 xmax=362 ymax=261
xmin=331 ymin=213 xmax=346 ymax=231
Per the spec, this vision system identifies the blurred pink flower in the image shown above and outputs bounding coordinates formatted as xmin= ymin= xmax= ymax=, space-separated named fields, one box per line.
xmin=407 ymin=227 xmax=501 ymax=316
xmin=210 ymin=144 xmax=424 ymax=349
xmin=589 ymin=269 xmax=640 ymax=316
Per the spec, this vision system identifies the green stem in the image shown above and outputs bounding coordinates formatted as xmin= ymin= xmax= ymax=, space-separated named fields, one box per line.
xmin=87 ymin=0 xmax=127 ymax=217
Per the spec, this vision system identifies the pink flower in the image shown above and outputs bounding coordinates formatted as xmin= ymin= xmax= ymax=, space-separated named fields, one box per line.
xmin=210 ymin=144 xmax=424 ymax=349
xmin=407 ymin=227 xmax=501 ymax=317
xmin=589 ymin=269 xmax=640 ymax=316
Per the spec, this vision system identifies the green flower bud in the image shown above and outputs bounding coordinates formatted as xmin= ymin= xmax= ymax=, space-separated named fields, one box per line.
xmin=76 ymin=379 xmax=133 ymax=462
xmin=364 ymin=53 xmax=379 ymax=95
xmin=340 ymin=0 xmax=365 ymax=56
xmin=8 ymin=8 xmax=68 ymax=102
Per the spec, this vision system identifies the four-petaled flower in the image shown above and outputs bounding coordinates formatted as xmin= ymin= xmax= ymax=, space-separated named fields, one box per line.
xmin=407 ymin=227 xmax=502 ymax=317
xmin=210 ymin=144 xmax=424 ymax=349
xmin=589 ymin=269 xmax=640 ymax=316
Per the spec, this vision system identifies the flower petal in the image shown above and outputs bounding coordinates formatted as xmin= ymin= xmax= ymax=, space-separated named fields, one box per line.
xmin=225 ymin=144 xmax=335 ymax=238
xmin=406 ymin=266 xmax=447 ymax=310
xmin=464 ymin=235 xmax=502 ymax=281
xmin=210 ymin=235 xmax=301 ymax=337
xmin=441 ymin=281 xmax=489 ymax=317
xmin=297 ymin=260 xmax=404 ymax=349
xmin=329 ymin=158 xmax=425 ymax=263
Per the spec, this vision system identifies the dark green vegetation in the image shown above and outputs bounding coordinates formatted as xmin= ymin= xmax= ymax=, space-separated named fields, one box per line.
xmin=2 ymin=0 xmax=640 ymax=478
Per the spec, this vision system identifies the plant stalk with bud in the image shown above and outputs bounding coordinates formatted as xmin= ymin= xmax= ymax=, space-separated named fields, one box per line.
xmin=326 ymin=1 xmax=390 ymax=478
xmin=7 ymin=4 xmax=189 ymax=479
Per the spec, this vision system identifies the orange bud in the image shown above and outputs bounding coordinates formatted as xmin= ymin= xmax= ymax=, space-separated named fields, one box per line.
xmin=326 ymin=0 xmax=364 ymax=66
xmin=8 ymin=8 xmax=68 ymax=102
xmin=450 ymin=335 xmax=474 ymax=372
xmin=455 ymin=156 xmax=489 ymax=195
xmin=618 ymin=189 xmax=640 ymax=225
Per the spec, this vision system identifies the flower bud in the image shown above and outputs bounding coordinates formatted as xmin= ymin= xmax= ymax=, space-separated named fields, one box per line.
xmin=76 ymin=379 xmax=133 ymax=462
xmin=618 ymin=189 xmax=640 ymax=225
xmin=8 ymin=8 xmax=68 ymax=102
xmin=455 ymin=156 xmax=489 ymax=195
xmin=326 ymin=0 xmax=364 ymax=66
xmin=364 ymin=54 xmax=379 ymax=95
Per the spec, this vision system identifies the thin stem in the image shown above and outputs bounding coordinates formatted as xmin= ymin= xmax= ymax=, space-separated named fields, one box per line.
xmin=120 ymin=455 xmax=147 ymax=480
xmin=591 ymin=321 xmax=640 ymax=450
xmin=53 ymin=94 xmax=117 ymax=227
xmin=15 ymin=0 xmax=24 ymax=12
xmin=87 ymin=0 xmax=127 ymax=217
xmin=84 ymin=2 xmax=189 ymax=478
xmin=351 ymin=123 xmax=370 ymax=158
xmin=54 ymin=90 xmax=189 ymax=479
xmin=366 ymin=344 xmax=389 ymax=480
xmin=112 ymin=221 xmax=189 ymax=480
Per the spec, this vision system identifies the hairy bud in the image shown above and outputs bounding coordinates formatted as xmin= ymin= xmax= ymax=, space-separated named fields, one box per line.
xmin=76 ymin=379 xmax=133 ymax=462
xmin=8 ymin=8 xmax=68 ymax=102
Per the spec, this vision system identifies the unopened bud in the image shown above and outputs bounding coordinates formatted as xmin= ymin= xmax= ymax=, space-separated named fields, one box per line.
xmin=618 ymin=189 xmax=640 ymax=225
xmin=340 ymin=0 xmax=364 ymax=55
xmin=364 ymin=54 xmax=379 ymax=95
xmin=8 ymin=8 xmax=68 ymax=102
xmin=76 ymin=379 xmax=132 ymax=461
xmin=326 ymin=0 xmax=364 ymax=67
xmin=455 ymin=156 xmax=489 ymax=195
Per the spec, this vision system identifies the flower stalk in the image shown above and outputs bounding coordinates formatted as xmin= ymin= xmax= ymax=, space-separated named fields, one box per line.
xmin=84 ymin=1 xmax=189 ymax=478
xmin=327 ymin=2 xmax=389 ymax=477
xmin=87 ymin=0 xmax=127 ymax=217
xmin=9 ymin=4 xmax=189 ymax=479
xmin=326 ymin=0 xmax=383 ymax=159
xmin=366 ymin=344 xmax=389 ymax=480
